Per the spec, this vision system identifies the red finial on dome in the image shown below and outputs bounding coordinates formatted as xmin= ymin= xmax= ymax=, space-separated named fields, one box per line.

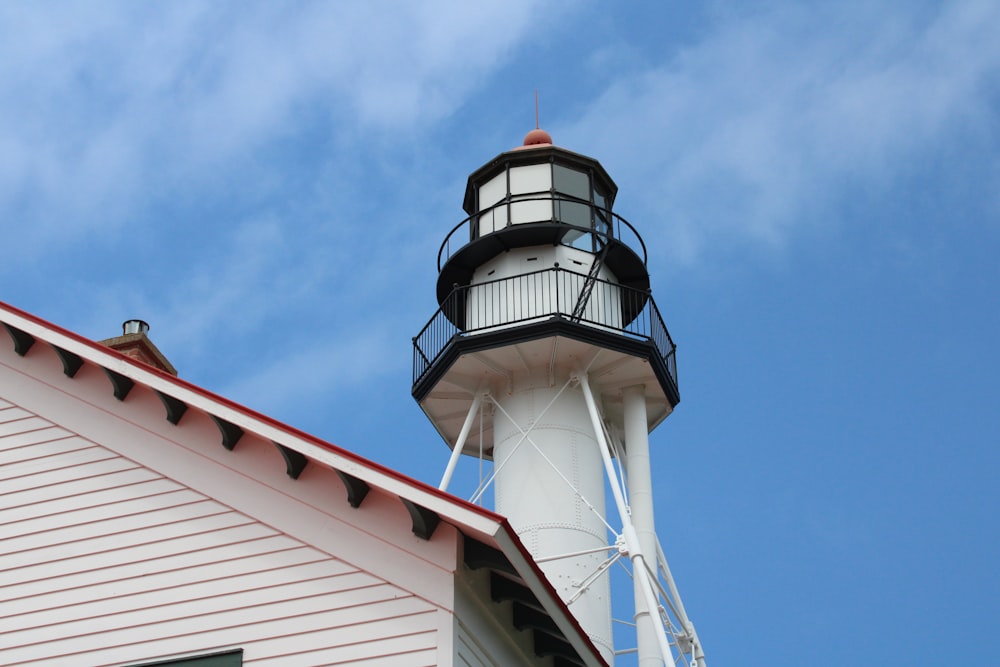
xmin=523 ymin=127 xmax=553 ymax=146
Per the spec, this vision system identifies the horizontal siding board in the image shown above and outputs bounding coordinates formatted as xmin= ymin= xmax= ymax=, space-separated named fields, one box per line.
xmin=0 ymin=508 xmax=254 ymax=572
xmin=0 ymin=521 xmax=278 ymax=582
xmin=0 ymin=415 xmax=54 ymax=438
xmin=249 ymin=627 xmax=438 ymax=666
xmin=0 ymin=480 xmax=190 ymax=529
xmin=2 ymin=496 xmax=226 ymax=551
xmin=0 ymin=467 xmax=163 ymax=509
xmin=0 ymin=534 xmax=304 ymax=603
xmin=0 ymin=444 xmax=119 ymax=481
xmin=0 ymin=544 xmax=328 ymax=618
xmin=0 ymin=406 xmax=34 ymax=423
xmin=0 ymin=425 xmax=75 ymax=453
xmin=0 ymin=456 xmax=140 ymax=495
xmin=1 ymin=593 xmax=434 ymax=666
xmin=4 ymin=560 xmax=369 ymax=633
xmin=4 ymin=575 xmax=391 ymax=645
xmin=457 ymin=631 xmax=497 ymax=667
xmin=0 ymin=433 xmax=91 ymax=465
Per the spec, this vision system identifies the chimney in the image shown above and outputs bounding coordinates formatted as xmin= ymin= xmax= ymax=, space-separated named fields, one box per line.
xmin=99 ymin=319 xmax=177 ymax=375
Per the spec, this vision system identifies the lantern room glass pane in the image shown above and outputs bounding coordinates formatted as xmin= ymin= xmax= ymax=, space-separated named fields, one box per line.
xmin=510 ymin=163 xmax=553 ymax=224
xmin=477 ymin=170 xmax=508 ymax=236
xmin=509 ymin=163 xmax=551 ymax=194
xmin=555 ymin=199 xmax=591 ymax=229
xmin=593 ymin=189 xmax=610 ymax=240
xmin=594 ymin=190 xmax=606 ymax=212
xmin=479 ymin=171 xmax=507 ymax=207
xmin=553 ymin=164 xmax=590 ymax=200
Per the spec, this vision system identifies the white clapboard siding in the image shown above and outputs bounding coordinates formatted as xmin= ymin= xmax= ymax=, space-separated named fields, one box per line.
xmin=0 ymin=415 xmax=55 ymax=438
xmin=248 ymin=621 xmax=440 ymax=666
xmin=0 ymin=405 xmax=33 ymax=422
xmin=3 ymin=487 xmax=207 ymax=539
xmin=1 ymin=534 xmax=307 ymax=606
xmin=0 ymin=400 xmax=441 ymax=667
xmin=1 ymin=444 xmax=121 ymax=482
xmin=457 ymin=630 xmax=494 ymax=667
xmin=0 ymin=477 xmax=185 ymax=524
xmin=1 ymin=453 xmax=140 ymax=494
xmin=3 ymin=496 xmax=229 ymax=551
xmin=3 ymin=543 xmax=329 ymax=617
xmin=0 ymin=430 xmax=80 ymax=464
xmin=9 ymin=597 xmax=436 ymax=666
xmin=453 ymin=574 xmax=542 ymax=667
xmin=1 ymin=466 xmax=166 ymax=510
xmin=106 ymin=608 xmax=441 ymax=667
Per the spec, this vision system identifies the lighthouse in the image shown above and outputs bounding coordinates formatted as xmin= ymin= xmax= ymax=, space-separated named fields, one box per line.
xmin=412 ymin=129 xmax=704 ymax=665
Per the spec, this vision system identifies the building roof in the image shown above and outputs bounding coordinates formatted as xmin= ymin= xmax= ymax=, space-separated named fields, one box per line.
xmin=0 ymin=299 xmax=607 ymax=667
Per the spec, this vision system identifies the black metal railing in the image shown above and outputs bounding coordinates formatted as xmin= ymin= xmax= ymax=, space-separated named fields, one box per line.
xmin=437 ymin=195 xmax=648 ymax=271
xmin=412 ymin=267 xmax=677 ymax=391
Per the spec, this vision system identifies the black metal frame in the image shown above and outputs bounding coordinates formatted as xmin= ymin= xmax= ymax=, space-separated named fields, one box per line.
xmin=413 ymin=267 xmax=679 ymax=405
xmin=438 ymin=195 xmax=647 ymax=272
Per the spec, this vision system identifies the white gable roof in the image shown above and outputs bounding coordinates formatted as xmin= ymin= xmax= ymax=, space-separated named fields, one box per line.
xmin=0 ymin=300 xmax=606 ymax=667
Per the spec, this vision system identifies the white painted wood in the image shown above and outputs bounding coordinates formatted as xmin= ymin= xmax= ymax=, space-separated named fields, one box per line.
xmin=1 ymin=467 xmax=166 ymax=512
xmin=0 ymin=360 xmax=464 ymax=611
xmin=0 ymin=534 xmax=304 ymax=603
xmin=0 ymin=433 xmax=91 ymax=465
xmin=0 ymin=381 xmax=448 ymax=667
xmin=4 ymin=581 xmax=409 ymax=649
xmin=0 ymin=445 xmax=121 ymax=481
xmin=2 ymin=497 xmax=229 ymax=553
xmin=0 ymin=405 xmax=33 ymax=422
xmin=1 ymin=545 xmax=329 ymax=618
xmin=0 ymin=415 xmax=54 ymax=437
xmin=36 ymin=566 xmax=376 ymax=630
xmin=0 ymin=303 xmax=607 ymax=667
xmin=1 ymin=521 xmax=279 ymax=584
xmin=2 ymin=488 xmax=205 ymax=539
xmin=249 ymin=630 xmax=438 ymax=667
xmin=0 ymin=510 xmax=257 ymax=571
xmin=0 ymin=453 xmax=137 ymax=493
xmin=453 ymin=568 xmax=548 ymax=667
xmin=0 ymin=477 xmax=183 ymax=525
xmin=6 ymin=600 xmax=437 ymax=666
xmin=215 ymin=609 xmax=439 ymax=663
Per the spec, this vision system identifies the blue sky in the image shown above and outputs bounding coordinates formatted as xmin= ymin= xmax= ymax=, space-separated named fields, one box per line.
xmin=2 ymin=1 xmax=999 ymax=664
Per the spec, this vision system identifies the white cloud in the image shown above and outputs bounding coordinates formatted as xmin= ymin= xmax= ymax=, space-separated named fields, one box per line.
xmin=559 ymin=1 xmax=1000 ymax=265
xmin=0 ymin=1 xmax=569 ymax=255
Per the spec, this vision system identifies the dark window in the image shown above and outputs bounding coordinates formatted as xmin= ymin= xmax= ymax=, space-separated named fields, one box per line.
xmin=128 ymin=649 xmax=243 ymax=667
xmin=552 ymin=164 xmax=590 ymax=200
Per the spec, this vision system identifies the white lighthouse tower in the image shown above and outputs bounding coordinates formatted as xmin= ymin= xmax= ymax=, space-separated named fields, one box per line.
xmin=413 ymin=128 xmax=705 ymax=666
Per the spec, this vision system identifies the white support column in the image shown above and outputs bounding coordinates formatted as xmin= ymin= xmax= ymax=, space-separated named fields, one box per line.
xmin=576 ymin=373 xmax=674 ymax=664
xmin=438 ymin=392 xmax=484 ymax=492
xmin=624 ymin=385 xmax=661 ymax=667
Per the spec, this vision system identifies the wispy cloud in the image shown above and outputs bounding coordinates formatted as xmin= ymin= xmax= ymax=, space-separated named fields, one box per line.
xmin=0 ymin=1 xmax=569 ymax=257
xmin=560 ymin=1 xmax=1000 ymax=265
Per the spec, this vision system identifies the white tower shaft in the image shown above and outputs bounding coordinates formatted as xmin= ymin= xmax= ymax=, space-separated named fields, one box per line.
xmin=493 ymin=379 xmax=614 ymax=662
